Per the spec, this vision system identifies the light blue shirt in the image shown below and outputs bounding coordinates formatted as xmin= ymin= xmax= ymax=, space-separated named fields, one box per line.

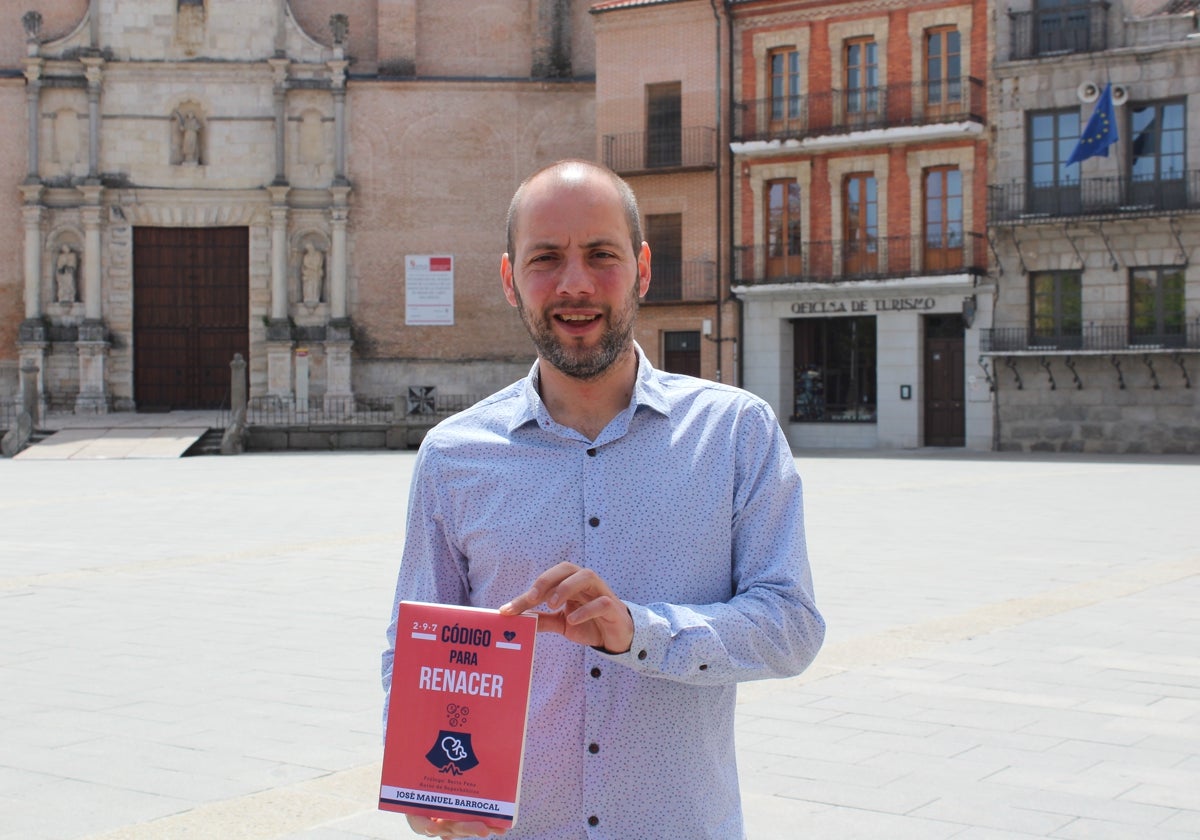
xmin=383 ymin=345 xmax=824 ymax=839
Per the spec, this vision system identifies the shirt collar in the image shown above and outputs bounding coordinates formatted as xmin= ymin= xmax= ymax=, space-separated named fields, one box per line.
xmin=507 ymin=342 xmax=670 ymax=435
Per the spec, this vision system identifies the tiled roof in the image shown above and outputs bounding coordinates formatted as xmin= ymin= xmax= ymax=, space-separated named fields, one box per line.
xmin=591 ymin=0 xmax=692 ymax=13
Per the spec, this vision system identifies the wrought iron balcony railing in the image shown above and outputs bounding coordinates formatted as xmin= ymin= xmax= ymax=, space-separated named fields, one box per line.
xmin=645 ymin=259 xmax=718 ymax=303
xmin=602 ymin=127 xmax=717 ymax=175
xmin=988 ymin=172 xmax=1200 ymax=223
xmin=1007 ymin=2 xmax=1110 ymax=61
xmin=981 ymin=322 xmax=1200 ymax=353
xmin=733 ymin=233 xmax=987 ymax=286
xmin=732 ymin=77 xmax=984 ymax=144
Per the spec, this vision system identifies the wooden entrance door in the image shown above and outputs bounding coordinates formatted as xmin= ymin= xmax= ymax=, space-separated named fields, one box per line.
xmin=924 ymin=314 xmax=964 ymax=446
xmin=133 ymin=227 xmax=249 ymax=410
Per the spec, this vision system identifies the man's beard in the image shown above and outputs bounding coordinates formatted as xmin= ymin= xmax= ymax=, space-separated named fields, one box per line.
xmin=515 ymin=284 xmax=640 ymax=381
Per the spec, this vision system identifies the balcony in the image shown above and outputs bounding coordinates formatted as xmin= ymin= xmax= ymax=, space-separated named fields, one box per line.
xmin=733 ymin=233 xmax=987 ymax=287
xmin=1008 ymin=2 xmax=1109 ymax=60
xmin=602 ymin=127 xmax=717 ymax=175
xmin=732 ymin=78 xmax=984 ymax=144
xmin=644 ymin=259 xmax=718 ymax=303
xmin=988 ymin=172 xmax=1200 ymax=224
xmin=981 ymin=322 xmax=1200 ymax=354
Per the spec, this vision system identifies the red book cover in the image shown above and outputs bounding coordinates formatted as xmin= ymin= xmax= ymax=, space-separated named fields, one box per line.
xmin=380 ymin=601 xmax=537 ymax=829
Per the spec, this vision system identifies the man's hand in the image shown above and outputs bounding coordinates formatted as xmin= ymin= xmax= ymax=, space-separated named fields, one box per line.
xmin=499 ymin=562 xmax=634 ymax=654
xmin=407 ymin=814 xmax=500 ymax=838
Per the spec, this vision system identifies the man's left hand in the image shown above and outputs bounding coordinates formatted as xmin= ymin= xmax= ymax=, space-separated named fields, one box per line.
xmin=500 ymin=562 xmax=633 ymax=654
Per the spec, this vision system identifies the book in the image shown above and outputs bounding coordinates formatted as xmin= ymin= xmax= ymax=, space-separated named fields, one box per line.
xmin=380 ymin=601 xmax=538 ymax=830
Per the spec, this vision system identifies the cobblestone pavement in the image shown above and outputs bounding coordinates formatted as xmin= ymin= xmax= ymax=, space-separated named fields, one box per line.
xmin=1 ymin=448 xmax=1197 ymax=839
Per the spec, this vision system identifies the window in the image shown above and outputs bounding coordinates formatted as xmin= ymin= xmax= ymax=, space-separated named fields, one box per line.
xmin=792 ymin=316 xmax=876 ymax=422
xmin=766 ymin=179 xmax=802 ymax=278
xmin=646 ymin=83 xmax=681 ymax=169
xmin=1030 ymin=271 xmax=1082 ymax=347
xmin=925 ymin=26 xmax=962 ymax=111
xmin=1130 ymin=267 xmax=1186 ymax=346
xmin=844 ymin=37 xmax=879 ymax=118
xmin=843 ymin=173 xmax=877 ymax=275
xmin=924 ymin=166 xmax=964 ymax=271
xmin=1129 ymin=100 xmax=1186 ymax=209
xmin=1027 ymin=108 xmax=1081 ymax=215
xmin=769 ymin=47 xmax=802 ymax=122
xmin=663 ymin=331 xmax=701 ymax=378
xmin=645 ymin=214 xmax=682 ymax=302
xmin=1034 ymin=0 xmax=1094 ymax=56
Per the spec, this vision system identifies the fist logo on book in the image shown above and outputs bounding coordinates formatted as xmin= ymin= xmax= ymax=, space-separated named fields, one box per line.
xmin=446 ymin=702 xmax=471 ymax=728
xmin=426 ymin=731 xmax=480 ymax=775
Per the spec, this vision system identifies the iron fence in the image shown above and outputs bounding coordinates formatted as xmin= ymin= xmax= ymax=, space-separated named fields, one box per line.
xmin=732 ymin=77 xmax=984 ymax=143
xmin=222 ymin=392 xmax=485 ymax=427
xmin=602 ymin=126 xmax=717 ymax=174
xmin=734 ymin=233 xmax=987 ymax=286
xmin=988 ymin=172 xmax=1200 ymax=223
xmin=644 ymin=259 xmax=718 ymax=302
xmin=981 ymin=322 xmax=1200 ymax=353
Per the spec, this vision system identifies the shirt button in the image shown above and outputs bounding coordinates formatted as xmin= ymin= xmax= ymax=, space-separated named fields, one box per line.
xmin=590 ymin=667 xmax=601 ymax=678
xmin=588 ymin=516 xmax=600 ymax=527
xmin=588 ymin=742 xmax=599 ymax=754
xmin=588 ymin=816 xmax=599 ymax=827
xmin=699 ymin=664 xmax=709 ymax=671
xmin=637 ymin=650 xmax=648 ymax=660
xmin=586 ymin=447 xmax=597 ymax=457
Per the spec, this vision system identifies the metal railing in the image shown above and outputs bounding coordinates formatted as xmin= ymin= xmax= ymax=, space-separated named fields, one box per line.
xmin=981 ymin=322 xmax=1200 ymax=353
xmin=645 ymin=259 xmax=718 ymax=302
xmin=221 ymin=392 xmax=485 ymax=427
xmin=732 ymin=77 xmax=984 ymax=143
xmin=733 ymin=233 xmax=987 ymax=286
xmin=1008 ymin=2 xmax=1110 ymax=60
xmin=988 ymin=172 xmax=1200 ymax=223
xmin=602 ymin=127 xmax=717 ymax=174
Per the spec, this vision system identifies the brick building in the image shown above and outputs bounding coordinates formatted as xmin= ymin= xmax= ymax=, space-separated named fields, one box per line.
xmin=1 ymin=0 xmax=596 ymax=417
xmin=986 ymin=0 xmax=1200 ymax=453
xmin=727 ymin=0 xmax=993 ymax=450
xmin=591 ymin=0 xmax=734 ymax=384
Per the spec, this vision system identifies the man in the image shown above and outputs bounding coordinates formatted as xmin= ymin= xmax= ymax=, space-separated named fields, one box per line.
xmin=383 ymin=160 xmax=824 ymax=839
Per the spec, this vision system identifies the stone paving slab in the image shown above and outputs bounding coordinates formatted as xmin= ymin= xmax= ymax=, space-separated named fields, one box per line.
xmin=0 ymin=448 xmax=1197 ymax=839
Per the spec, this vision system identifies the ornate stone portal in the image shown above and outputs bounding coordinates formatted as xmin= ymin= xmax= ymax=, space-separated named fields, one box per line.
xmin=18 ymin=0 xmax=355 ymax=415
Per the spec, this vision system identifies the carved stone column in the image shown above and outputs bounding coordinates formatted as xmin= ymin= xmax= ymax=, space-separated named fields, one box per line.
xmin=76 ymin=186 xmax=109 ymax=413
xmin=323 ymin=320 xmax=354 ymax=413
xmin=22 ymin=56 xmax=42 ymax=182
xmin=19 ymin=190 xmax=44 ymax=321
xmin=266 ymin=185 xmax=294 ymax=401
xmin=328 ymin=52 xmax=349 ymax=185
xmin=80 ymin=54 xmax=104 ymax=181
xmin=329 ymin=186 xmax=350 ymax=320
xmin=269 ymin=57 xmax=289 ymax=185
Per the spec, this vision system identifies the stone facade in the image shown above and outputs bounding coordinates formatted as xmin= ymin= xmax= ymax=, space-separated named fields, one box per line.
xmin=988 ymin=0 xmax=1200 ymax=453
xmin=1 ymin=0 xmax=596 ymax=414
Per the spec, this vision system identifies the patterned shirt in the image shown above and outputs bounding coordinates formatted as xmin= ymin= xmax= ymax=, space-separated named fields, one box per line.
xmin=383 ymin=345 xmax=824 ymax=839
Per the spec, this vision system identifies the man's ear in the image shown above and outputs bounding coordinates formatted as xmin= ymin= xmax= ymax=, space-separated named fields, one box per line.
xmin=501 ymin=253 xmax=519 ymax=308
xmin=636 ymin=242 xmax=652 ymax=299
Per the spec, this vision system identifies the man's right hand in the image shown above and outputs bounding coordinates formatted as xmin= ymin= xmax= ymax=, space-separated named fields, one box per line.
xmin=407 ymin=814 xmax=502 ymax=838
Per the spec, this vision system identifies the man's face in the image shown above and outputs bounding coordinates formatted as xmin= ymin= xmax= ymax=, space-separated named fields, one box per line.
xmin=502 ymin=171 xmax=650 ymax=381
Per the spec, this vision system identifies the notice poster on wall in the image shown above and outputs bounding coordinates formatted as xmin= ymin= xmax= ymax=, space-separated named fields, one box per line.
xmin=405 ymin=255 xmax=454 ymax=326
xmin=380 ymin=602 xmax=537 ymax=831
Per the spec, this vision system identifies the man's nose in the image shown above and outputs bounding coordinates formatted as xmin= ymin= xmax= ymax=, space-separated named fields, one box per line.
xmin=556 ymin=254 xmax=596 ymax=296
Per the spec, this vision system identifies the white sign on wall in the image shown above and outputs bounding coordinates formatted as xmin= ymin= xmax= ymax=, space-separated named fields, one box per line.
xmin=405 ymin=255 xmax=454 ymax=326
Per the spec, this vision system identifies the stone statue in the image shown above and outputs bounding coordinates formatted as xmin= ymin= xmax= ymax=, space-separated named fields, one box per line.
xmin=301 ymin=242 xmax=325 ymax=305
xmin=174 ymin=109 xmax=202 ymax=164
xmin=55 ymin=244 xmax=78 ymax=304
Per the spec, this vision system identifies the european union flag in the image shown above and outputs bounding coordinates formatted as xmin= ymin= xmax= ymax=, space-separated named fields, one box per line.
xmin=1067 ymin=83 xmax=1118 ymax=166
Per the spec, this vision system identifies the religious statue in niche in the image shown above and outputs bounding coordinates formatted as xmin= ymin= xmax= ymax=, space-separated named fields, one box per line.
xmin=301 ymin=241 xmax=325 ymax=306
xmin=55 ymin=244 xmax=78 ymax=304
xmin=173 ymin=109 xmax=203 ymax=165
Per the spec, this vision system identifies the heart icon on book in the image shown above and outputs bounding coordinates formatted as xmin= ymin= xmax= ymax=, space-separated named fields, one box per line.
xmin=503 ymin=631 xmax=516 ymax=642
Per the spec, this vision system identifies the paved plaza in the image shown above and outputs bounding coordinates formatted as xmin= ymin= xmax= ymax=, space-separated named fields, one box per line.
xmin=1 ymin=444 xmax=1198 ymax=839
